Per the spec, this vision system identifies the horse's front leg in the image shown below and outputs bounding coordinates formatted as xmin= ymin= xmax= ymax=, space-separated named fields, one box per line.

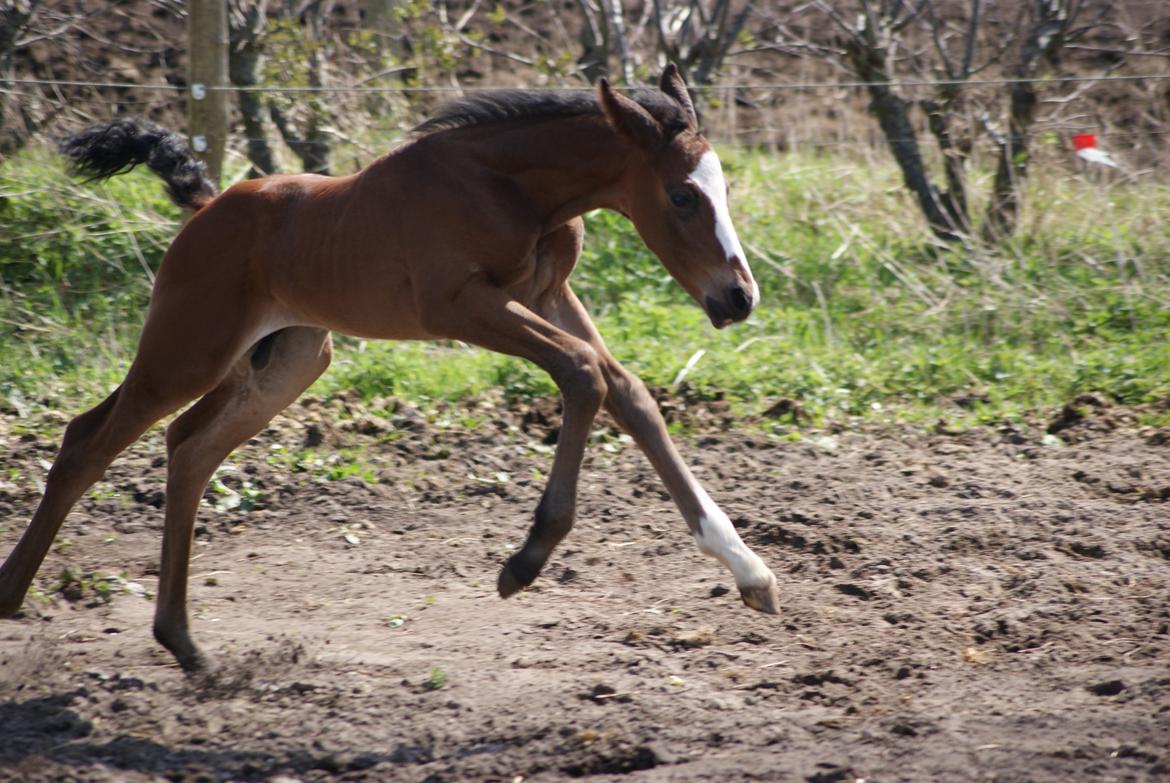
xmin=420 ymin=275 xmax=606 ymax=596
xmin=543 ymin=284 xmax=780 ymax=613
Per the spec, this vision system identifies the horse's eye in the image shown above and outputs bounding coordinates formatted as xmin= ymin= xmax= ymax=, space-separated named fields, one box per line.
xmin=669 ymin=187 xmax=697 ymax=210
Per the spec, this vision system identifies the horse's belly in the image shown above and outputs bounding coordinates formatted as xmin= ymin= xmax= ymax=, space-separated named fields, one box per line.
xmin=270 ymin=261 xmax=433 ymax=341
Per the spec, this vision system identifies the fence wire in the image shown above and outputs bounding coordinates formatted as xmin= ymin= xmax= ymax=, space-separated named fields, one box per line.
xmin=4 ymin=69 xmax=1168 ymax=170
xmin=5 ymin=71 xmax=1170 ymax=94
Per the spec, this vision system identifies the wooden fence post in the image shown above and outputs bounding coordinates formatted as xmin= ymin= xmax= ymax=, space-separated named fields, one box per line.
xmin=188 ymin=0 xmax=229 ymax=185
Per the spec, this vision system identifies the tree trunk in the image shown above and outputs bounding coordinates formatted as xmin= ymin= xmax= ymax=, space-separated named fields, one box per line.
xmin=692 ymin=0 xmax=751 ymax=87
xmin=576 ymin=0 xmax=609 ymax=83
xmin=268 ymin=0 xmax=331 ymax=175
xmin=0 ymin=0 xmax=40 ymax=158
xmin=300 ymin=6 xmax=331 ymax=175
xmin=269 ymin=101 xmax=330 ymax=175
xmin=985 ymin=1 xmax=1068 ymax=240
xmin=606 ymin=0 xmax=633 ymax=84
xmin=229 ymin=0 xmax=277 ymax=177
xmin=845 ymin=33 xmax=964 ymax=241
xmin=921 ymin=96 xmax=970 ymax=234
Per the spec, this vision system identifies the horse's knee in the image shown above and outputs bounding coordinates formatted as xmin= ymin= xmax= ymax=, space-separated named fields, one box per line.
xmin=557 ymin=344 xmax=606 ymax=411
xmin=59 ymin=392 xmax=118 ymax=445
xmin=47 ymin=403 xmax=120 ymax=487
xmin=164 ymin=410 xmax=209 ymax=471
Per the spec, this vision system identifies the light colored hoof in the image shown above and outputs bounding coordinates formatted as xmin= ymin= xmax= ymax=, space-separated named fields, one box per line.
xmin=739 ymin=574 xmax=781 ymax=615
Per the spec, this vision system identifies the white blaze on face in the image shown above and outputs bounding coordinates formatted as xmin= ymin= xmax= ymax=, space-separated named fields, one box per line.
xmin=687 ymin=148 xmax=758 ymax=302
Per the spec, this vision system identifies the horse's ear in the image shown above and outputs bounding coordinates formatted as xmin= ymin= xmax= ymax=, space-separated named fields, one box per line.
xmin=598 ymin=78 xmax=662 ymax=150
xmin=658 ymin=63 xmax=697 ymax=127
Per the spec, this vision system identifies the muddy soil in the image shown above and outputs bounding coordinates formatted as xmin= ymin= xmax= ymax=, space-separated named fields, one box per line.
xmin=1 ymin=395 xmax=1168 ymax=782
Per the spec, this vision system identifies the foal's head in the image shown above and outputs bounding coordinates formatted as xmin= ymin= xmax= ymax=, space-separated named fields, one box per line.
xmin=599 ymin=66 xmax=758 ymax=328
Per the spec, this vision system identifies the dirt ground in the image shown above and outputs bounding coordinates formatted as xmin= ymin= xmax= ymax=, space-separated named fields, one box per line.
xmin=1 ymin=393 xmax=1168 ymax=782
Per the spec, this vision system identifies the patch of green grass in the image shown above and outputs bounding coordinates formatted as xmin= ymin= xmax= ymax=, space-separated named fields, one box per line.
xmin=2 ymin=141 xmax=1167 ymax=428
xmin=0 ymin=148 xmax=177 ymax=411
xmin=47 ymin=566 xmax=146 ymax=605
xmin=262 ymin=445 xmax=381 ymax=485
xmin=426 ymin=665 xmax=448 ymax=690
xmin=325 ymin=337 xmax=556 ymax=404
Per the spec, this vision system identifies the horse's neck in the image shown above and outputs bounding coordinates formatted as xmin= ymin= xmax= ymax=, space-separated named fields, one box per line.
xmin=465 ymin=115 xmax=633 ymax=231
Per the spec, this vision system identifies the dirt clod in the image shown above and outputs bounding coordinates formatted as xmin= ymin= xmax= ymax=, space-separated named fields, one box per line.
xmin=1087 ymin=679 xmax=1127 ymax=697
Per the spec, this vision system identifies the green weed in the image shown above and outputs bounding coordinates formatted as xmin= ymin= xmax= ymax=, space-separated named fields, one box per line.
xmin=426 ymin=666 xmax=448 ymax=690
xmin=48 ymin=567 xmax=147 ymax=605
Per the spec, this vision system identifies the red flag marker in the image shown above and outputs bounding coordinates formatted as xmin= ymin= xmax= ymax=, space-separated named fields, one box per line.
xmin=1073 ymin=133 xmax=1119 ymax=168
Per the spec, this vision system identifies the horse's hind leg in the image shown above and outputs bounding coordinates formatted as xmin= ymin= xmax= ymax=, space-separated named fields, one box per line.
xmin=0 ymin=284 xmax=273 ymax=618
xmin=0 ymin=380 xmax=196 ymax=616
xmin=153 ymin=327 xmax=331 ymax=672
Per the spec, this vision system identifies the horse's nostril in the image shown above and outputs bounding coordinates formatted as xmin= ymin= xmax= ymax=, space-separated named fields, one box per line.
xmin=728 ymin=286 xmax=751 ymax=318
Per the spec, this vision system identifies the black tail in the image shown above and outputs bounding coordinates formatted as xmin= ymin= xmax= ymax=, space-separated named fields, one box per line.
xmin=59 ymin=118 xmax=218 ymax=211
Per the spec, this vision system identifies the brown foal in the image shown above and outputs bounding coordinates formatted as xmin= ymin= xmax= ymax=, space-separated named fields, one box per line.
xmin=0 ymin=66 xmax=779 ymax=671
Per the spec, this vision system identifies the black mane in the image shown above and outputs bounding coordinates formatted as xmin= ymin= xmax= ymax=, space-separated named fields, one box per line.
xmin=413 ymin=88 xmax=690 ymax=138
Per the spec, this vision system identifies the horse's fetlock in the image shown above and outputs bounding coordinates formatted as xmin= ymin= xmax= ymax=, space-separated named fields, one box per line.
xmin=153 ymin=617 xmax=194 ymax=658
xmin=535 ymin=495 xmax=575 ymax=538
xmin=151 ymin=618 xmax=173 ymax=646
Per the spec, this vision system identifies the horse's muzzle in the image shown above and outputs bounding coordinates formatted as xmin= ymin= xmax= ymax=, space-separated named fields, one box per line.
xmin=704 ymin=285 xmax=754 ymax=329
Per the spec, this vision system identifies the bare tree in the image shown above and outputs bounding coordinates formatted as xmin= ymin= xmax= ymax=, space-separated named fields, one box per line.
xmin=575 ymin=0 xmax=611 ymax=82
xmin=360 ymin=0 xmax=405 ymax=60
xmin=652 ymin=0 xmax=751 ymax=87
xmin=229 ymin=0 xmax=278 ymax=177
xmin=983 ymin=0 xmax=1080 ymax=239
xmin=606 ymin=0 xmax=635 ymax=83
xmin=817 ymin=0 xmax=1096 ymax=242
xmin=570 ymin=0 xmax=745 ymax=87
xmin=0 ymin=0 xmax=41 ymax=157
xmin=573 ymin=0 xmax=634 ymax=83
xmin=0 ymin=1 xmax=36 ymax=87
xmin=266 ymin=0 xmax=332 ymax=174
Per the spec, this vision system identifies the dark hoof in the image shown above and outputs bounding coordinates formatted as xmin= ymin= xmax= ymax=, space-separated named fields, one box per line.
xmin=154 ymin=625 xmax=210 ymax=673
xmin=178 ymin=649 xmax=213 ymax=675
xmin=0 ymin=576 xmax=27 ymax=618
xmin=497 ymin=566 xmax=525 ymax=599
xmin=497 ymin=554 xmax=540 ymax=599
xmin=0 ymin=581 xmax=27 ymax=618
xmin=181 ymin=651 xmax=220 ymax=680
xmin=739 ymin=574 xmax=781 ymax=615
